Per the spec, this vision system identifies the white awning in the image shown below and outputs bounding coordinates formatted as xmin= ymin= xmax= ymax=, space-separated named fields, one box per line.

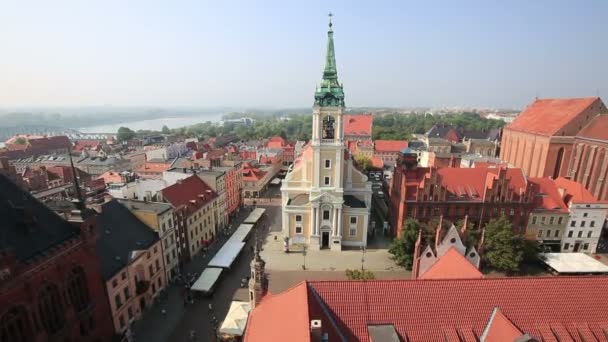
xmin=228 ymin=224 xmax=254 ymax=243
xmin=244 ymin=208 xmax=266 ymax=224
xmin=190 ymin=267 xmax=223 ymax=293
xmin=208 ymin=241 xmax=246 ymax=268
xmin=219 ymin=301 xmax=251 ymax=336
xmin=539 ymin=253 xmax=608 ymax=273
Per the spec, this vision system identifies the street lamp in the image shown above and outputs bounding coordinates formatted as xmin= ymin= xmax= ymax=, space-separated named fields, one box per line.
xmin=302 ymin=245 xmax=307 ymax=270
xmin=360 ymin=246 xmax=366 ymax=271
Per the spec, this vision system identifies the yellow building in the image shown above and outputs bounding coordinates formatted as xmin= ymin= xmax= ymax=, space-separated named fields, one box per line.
xmin=281 ymin=20 xmax=372 ymax=251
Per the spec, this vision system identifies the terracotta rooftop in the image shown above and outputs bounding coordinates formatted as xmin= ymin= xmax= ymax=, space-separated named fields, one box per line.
xmin=309 ymin=276 xmax=608 ymax=341
xmin=419 ymin=247 xmax=483 ymax=280
xmin=507 ymin=97 xmax=600 ymax=136
xmin=370 ymin=156 xmax=384 ymax=169
xmin=529 ymin=177 xmax=568 ymax=212
xmin=577 ymin=114 xmax=608 ymax=141
xmin=344 ymin=114 xmax=373 ymax=137
xmin=480 ymin=308 xmax=525 ymax=342
xmin=161 ymin=175 xmax=217 ymax=215
xmin=374 ymin=140 xmax=408 ymax=153
xmin=554 ymin=177 xmax=602 ymax=204
xmin=97 ymin=171 xmax=124 ymax=185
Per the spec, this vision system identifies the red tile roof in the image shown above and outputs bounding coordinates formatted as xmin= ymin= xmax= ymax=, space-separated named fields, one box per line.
xmin=419 ymin=247 xmax=483 ymax=280
xmin=309 ymin=276 xmax=608 ymax=341
xmin=344 ymin=114 xmax=373 ymax=137
xmin=137 ymin=162 xmax=171 ymax=174
xmin=97 ymin=171 xmax=124 ymax=185
xmin=426 ymin=167 xmax=527 ymax=202
xmin=266 ymin=136 xmax=287 ymax=148
xmin=577 ymin=114 xmax=608 ymax=141
xmin=554 ymin=177 xmax=602 ymax=204
xmin=481 ymin=308 xmax=524 ymax=342
xmin=370 ymin=157 xmax=384 ymax=169
xmin=374 ymin=140 xmax=408 ymax=153
xmin=529 ymin=177 xmax=568 ymax=212
xmin=161 ymin=175 xmax=217 ymax=215
xmin=507 ymin=97 xmax=599 ymax=136
xmin=244 ymin=283 xmax=311 ymax=342
xmin=72 ymin=139 xmax=102 ymax=152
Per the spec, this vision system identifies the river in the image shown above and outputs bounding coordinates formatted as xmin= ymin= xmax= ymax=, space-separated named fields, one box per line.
xmin=78 ymin=113 xmax=225 ymax=133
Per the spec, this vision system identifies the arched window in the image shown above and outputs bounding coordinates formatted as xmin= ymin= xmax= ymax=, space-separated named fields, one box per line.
xmin=322 ymin=116 xmax=335 ymax=139
xmin=37 ymin=284 xmax=65 ymax=335
xmin=67 ymin=267 xmax=90 ymax=312
xmin=0 ymin=306 xmax=31 ymax=342
xmin=553 ymin=147 xmax=564 ymax=179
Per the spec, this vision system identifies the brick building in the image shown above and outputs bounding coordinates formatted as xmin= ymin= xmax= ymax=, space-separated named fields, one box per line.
xmin=0 ymin=174 xmax=114 ymax=341
xmin=500 ymin=97 xmax=607 ymax=186
xmin=389 ymin=150 xmax=533 ymax=238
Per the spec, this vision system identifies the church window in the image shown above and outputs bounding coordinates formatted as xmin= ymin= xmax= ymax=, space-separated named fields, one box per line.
xmin=322 ymin=116 xmax=335 ymax=139
xmin=350 ymin=216 xmax=357 ymax=225
xmin=67 ymin=267 xmax=90 ymax=313
xmin=0 ymin=306 xmax=31 ymax=342
xmin=325 ymin=160 xmax=331 ymax=168
xmin=295 ymin=215 xmax=302 ymax=223
xmin=295 ymin=226 xmax=303 ymax=234
xmin=37 ymin=283 xmax=65 ymax=335
xmin=324 ymin=177 xmax=331 ymax=186
xmin=323 ymin=210 xmax=330 ymax=220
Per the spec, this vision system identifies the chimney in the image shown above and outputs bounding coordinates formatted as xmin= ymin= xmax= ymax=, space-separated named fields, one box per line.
xmin=310 ymin=320 xmax=322 ymax=341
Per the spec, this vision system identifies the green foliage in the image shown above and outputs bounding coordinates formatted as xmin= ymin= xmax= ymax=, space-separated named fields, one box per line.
xmin=354 ymin=155 xmax=373 ymax=171
xmin=345 ymin=269 xmax=375 ymax=280
xmin=521 ymin=238 xmax=540 ymax=263
xmin=14 ymin=137 xmax=27 ymax=145
xmin=161 ymin=125 xmax=170 ymax=134
xmin=482 ymin=216 xmax=524 ymax=273
xmin=372 ymin=112 xmax=505 ymax=140
xmin=389 ymin=218 xmax=421 ymax=270
xmin=117 ymin=127 xmax=136 ymax=142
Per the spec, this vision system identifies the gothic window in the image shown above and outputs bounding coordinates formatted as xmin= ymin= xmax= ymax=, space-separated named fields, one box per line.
xmin=553 ymin=147 xmax=564 ymax=179
xmin=0 ymin=306 xmax=31 ymax=342
xmin=37 ymin=283 xmax=65 ymax=335
xmin=322 ymin=116 xmax=335 ymax=139
xmin=67 ymin=267 xmax=90 ymax=313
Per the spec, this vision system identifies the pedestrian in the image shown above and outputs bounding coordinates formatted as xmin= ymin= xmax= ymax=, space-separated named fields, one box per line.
xmin=208 ymin=303 xmax=213 ymax=312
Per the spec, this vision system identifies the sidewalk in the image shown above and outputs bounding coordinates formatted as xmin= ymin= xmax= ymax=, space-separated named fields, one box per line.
xmin=130 ymin=207 xmax=253 ymax=342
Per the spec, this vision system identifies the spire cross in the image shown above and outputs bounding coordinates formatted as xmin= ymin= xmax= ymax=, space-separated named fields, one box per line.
xmin=328 ymin=12 xmax=333 ymax=29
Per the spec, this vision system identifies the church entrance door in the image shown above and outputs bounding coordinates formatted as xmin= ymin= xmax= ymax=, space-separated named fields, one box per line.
xmin=321 ymin=231 xmax=330 ymax=248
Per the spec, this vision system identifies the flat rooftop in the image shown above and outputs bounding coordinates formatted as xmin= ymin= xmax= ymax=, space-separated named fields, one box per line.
xmin=539 ymin=253 xmax=608 ymax=274
xmin=117 ymin=199 xmax=172 ymax=214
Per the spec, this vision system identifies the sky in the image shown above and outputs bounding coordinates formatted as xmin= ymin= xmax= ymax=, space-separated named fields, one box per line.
xmin=1 ymin=0 xmax=607 ymax=109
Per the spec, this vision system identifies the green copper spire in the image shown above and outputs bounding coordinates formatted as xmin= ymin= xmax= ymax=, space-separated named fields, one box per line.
xmin=314 ymin=13 xmax=345 ymax=107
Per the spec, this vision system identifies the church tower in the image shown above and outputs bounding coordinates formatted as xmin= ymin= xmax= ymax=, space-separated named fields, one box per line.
xmin=248 ymin=243 xmax=267 ymax=309
xmin=280 ymin=15 xmax=372 ymax=252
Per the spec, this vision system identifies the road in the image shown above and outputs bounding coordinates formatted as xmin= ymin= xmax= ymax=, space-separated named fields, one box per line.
xmin=130 ymin=204 xmax=273 ymax=342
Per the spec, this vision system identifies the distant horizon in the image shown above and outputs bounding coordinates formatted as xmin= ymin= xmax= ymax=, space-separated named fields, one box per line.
xmin=1 ymin=1 xmax=606 ymax=108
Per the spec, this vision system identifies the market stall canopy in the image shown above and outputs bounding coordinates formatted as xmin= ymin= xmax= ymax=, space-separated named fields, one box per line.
xmin=219 ymin=301 xmax=251 ymax=336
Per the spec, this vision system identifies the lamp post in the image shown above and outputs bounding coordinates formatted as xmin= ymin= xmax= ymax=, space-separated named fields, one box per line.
xmin=302 ymin=245 xmax=307 ymax=270
xmin=360 ymin=246 xmax=366 ymax=271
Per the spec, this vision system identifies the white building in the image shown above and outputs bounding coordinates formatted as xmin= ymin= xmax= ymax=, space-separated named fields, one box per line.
xmin=280 ymin=21 xmax=372 ymax=251
xmin=556 ymin=177 xmax=608 ymax=253
xmin=108 ymin=178 xmax=168 ymax=202
xmin=145 ymin=143 xmax=189 ymax=161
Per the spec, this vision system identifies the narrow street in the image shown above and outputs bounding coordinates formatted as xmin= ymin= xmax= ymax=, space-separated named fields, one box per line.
xmin=130 ymin=188 xmax=280 ymax=342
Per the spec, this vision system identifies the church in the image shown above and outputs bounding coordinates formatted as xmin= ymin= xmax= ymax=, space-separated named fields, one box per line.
xmin=280 ymin=18 xmax=372 ymax=251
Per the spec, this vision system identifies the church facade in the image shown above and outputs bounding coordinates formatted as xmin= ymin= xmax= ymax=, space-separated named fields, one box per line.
xmin=280 ymin=20 xmax=372 ymax=251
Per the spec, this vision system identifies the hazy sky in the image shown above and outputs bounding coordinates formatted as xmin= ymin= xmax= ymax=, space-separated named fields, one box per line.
xmin=1 ymin=0 xmax=607 ymax=109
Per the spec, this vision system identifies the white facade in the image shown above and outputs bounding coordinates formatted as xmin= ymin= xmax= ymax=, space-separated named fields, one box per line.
xmin=562 ymin=202 xmax=608 ymax=253
xmin=108 ymin=178 xmax=168 ymax=201
xmin=158 ymin=209 xmax=179 ymax=280
xmin=145 ymin=143 xmax=188 ymax=161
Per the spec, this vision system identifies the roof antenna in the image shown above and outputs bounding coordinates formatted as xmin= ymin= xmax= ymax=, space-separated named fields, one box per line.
xmin=535 ymin=91 xmax=539 ymax=101
xmin=68 ymin=144 xmax=85 ymax=211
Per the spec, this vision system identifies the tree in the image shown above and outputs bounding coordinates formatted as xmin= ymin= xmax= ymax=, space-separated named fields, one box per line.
xmin=161 ymin=125 xmax=170 ymax=134
xmin=345 ymin=269 xmax=375 ymax=280
xmin=117 ymin=127 xmax=136 ymax=142
xmin=482 ymin=216 xmax=524 ymax=273
xmin=354 ymin=155 xmax=373 ymax=172
xmin=388 ymin=218 xmax=421 ymax=270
